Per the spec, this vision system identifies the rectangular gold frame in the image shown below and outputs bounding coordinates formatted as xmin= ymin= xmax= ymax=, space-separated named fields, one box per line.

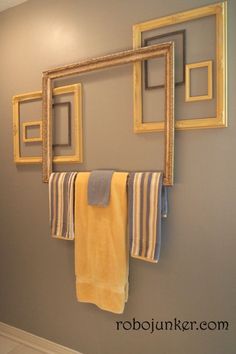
xmin=185 ymin=60 xmax=213 ymax=102
xmin=133 ymin=2 xmax=227 ymax=131
xmin=42 ymin=44 xmax=175 ymax=185
xmin=134 ymin=42 xmax=174 ymax=133
xmin=23 ymin=120 xmax=42 ymax=143
xmin=13 ymin=84 xmax=82 ymax=164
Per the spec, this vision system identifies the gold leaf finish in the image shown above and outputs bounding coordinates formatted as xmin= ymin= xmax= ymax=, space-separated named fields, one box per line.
xmin=42 ymin=44 xmax=175 ymax=186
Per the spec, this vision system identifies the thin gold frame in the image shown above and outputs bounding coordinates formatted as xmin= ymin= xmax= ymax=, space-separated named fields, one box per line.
xmin=23 ymin=120 xmax=42 ymax=143
xmin=133 ymin=1 xmax=227 ymax=131
xmin=42 ymin=44 xmax=175 ymax=185
xmin=185 ymin=60 xmax=213 ymax=102
xmin=13 ymin=84 xmax=82 ymax=164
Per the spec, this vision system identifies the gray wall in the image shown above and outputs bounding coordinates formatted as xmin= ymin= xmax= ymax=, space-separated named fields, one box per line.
xmin=0 ymin=1 xmax=236 ymax=354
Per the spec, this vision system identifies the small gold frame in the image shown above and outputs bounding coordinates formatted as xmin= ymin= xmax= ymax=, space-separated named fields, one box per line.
xmin=23 ymin=120 xmax=42 ymax=143
xmin=133 ymin=2 xmax=227 ymax=131
xmin=13 ymin=84 xmax=83 ymax=164
xmin=185 ymin=61 xmax=213 ymax=102
xmin=42 ymin=44 xmax=175 ymax=186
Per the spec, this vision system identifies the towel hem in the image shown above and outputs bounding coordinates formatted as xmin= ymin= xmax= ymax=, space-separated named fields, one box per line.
xmin=51 ymin=235 xmax=74 ymax=241
xmin=131 ymin=254 xmax=158 ymax=263
xmin=76 ymin=297 xmax=124 ymax=314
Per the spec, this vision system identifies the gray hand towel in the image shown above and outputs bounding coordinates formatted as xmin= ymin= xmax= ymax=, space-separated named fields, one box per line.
xmin=88 ymin=170 xmax=114 ymax=206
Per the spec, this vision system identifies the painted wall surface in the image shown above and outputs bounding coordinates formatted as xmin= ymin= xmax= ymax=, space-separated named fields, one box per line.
xmin=0 ymin=1 xmax=236 ymax=354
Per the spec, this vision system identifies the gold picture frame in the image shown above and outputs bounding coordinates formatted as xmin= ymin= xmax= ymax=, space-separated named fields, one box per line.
xmin=133 ymin=2 xmax=227 ymax=131
xmin=42 ymin=44 xmax=175 ymax=186
xmin=13 ymin=84 xmax=83 ymax=164
xmin=185 ymin=60 xmax=213 ymax=102
xmin=134 ymin=42 xmax=174 ymax=133
xmin=23 ymin=120 xmax=42 ymax=143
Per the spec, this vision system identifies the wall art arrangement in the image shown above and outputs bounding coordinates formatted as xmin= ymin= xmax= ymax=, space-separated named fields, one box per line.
xmin=133 ymin=1 xmax=227 ymax=131
xmin=12 ymin=2 xmax=227 ymax=185
xmin=13 ymin=84 xmax=83 ymax=164
xmin=11 ymin=1 xmax=228 ymax=314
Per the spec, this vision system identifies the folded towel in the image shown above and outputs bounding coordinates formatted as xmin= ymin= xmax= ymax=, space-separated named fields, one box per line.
xmin=75 ymin=172 xmax=129 ymax=314
xmin=49 ymin=172 xmax=77 ymax=240
xmin=128 ymin=172 xmax=164 ymax=263
xmin=87 ymin=170 xmax=114 ymax=206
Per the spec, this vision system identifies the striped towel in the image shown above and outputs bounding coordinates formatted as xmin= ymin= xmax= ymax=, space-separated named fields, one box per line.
xmin=49 ymin=172 xmax=77 ymax=240
xmin=128 ymin=172 xmax=164 ymax=263
xmin=162 ymin=186 xmax=168 ymax=218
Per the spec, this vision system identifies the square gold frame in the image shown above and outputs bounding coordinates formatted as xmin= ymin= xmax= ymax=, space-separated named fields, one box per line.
xmin=185 ymin=60 xmax=213 ymax=102
xmin=42 ymin=44 xmax=174 ymax=186
xmin=133 ymin=2 xmax=227 ymax=131
xmin=23 ymin=120 xmax=42 ymax=143
xmin=185 ymin=60 xmax=212 ymax=102
xmin=13 ymin=84 xmax=82 ymax=164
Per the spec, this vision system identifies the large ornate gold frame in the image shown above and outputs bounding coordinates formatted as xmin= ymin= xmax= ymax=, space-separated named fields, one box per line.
xmin=42 ymin=44 xmax=175 ymax=185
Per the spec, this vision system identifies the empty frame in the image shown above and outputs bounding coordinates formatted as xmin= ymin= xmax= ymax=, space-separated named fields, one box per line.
xmin=13 ymin=84 xmax=82 ymax=164
xmin=42 ymin=44 xmax=175 ymax=186
xmin=133 ymin=2 xmax=227 ymax=130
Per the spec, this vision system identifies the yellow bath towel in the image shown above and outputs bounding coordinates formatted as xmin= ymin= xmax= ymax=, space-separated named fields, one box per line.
xmin=75 ymin=172 xmax=129 ymax=314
